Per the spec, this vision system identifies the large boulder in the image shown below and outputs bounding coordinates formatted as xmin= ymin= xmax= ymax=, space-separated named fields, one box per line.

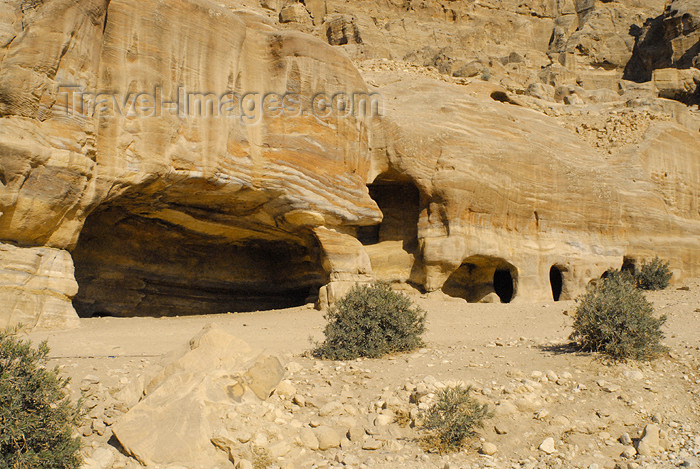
xmin=112 ymin=324 xmax=285 ymax=468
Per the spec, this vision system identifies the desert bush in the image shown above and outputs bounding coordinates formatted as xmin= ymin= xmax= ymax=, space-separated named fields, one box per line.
xmin=569 ymin=273 xmax=667 ymax=361
xmin=313 ymin=282 xmax=426 ymax=360
xmin=0 ymin=326 xmax=82 ymax=469
xmin=635 ymin=257 xmax=672 ymax=291
xmin=420 ymin=385 xmax=491 ymax=453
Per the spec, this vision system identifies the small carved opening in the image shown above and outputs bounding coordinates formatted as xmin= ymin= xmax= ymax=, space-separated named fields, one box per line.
xmin=357 ymin=174 xmax=420 ymax=250
xmin=550 ymin=265 xmax=563 ymax=301
xmin=443 ymin=255 xmax=518 ymax=303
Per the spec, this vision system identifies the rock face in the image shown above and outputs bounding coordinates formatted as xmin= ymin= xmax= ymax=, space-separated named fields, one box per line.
xmin=0 ymin=0 xmax=699 ymax=327
xmin=0 ymin=244 xmax=79 ymax=329
xmin=0 ymin=0 xmax=379 ymax=325
xmin=112 ymin=324 xmax=285 ymax=468
xmin=625 ymin=0 xmax=700 ymax=83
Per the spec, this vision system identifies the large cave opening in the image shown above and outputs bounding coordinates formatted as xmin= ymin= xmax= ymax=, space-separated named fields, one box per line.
xmin=442 ymin=255 xmax=518 ymax=303
xmin=72 ymin=207 xmax=326 ymax=317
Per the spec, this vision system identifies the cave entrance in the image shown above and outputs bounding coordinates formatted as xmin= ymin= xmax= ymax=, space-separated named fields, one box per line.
xmin=621 ymin=256 xmax=637 ymax=276
xmin=550 ymin=265 xmax=563 ymax=301
xmin=494 ymin=269 xmax=514 ymax=303
xmin=442 ymin=255 xmax=518 ymax=303
xmin=357 ymin=174 xmax=420 ymax=250
xmin=72 ymin=207 xmax=326 ymax=318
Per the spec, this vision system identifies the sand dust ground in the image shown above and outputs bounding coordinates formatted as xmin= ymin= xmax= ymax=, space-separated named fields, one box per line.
xmin=28 ymin=280 xmax=700 ymax=469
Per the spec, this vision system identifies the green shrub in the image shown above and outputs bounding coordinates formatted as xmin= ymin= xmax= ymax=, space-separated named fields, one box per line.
xmin=313 ymin=282 xmax=426 ymax=360
xmin=635 ymin=257 xmax=672 ymax=291
xmin=420 ymin=385 xmax=491 ymax=453
xmin=0 ymin=327 xmax=82 ymax=469
xmin=569 ymin=273 xmax=668 ymax=361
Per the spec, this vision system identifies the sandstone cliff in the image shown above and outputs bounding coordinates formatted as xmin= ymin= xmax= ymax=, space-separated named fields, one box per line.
xmin=0 ymin=0 xmax=698 ymax=328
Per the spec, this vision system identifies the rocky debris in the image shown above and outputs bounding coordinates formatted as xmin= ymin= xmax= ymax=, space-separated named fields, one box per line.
xmin=59 ymin=305 xmax=700 ymax=469
xmin=557 ymin=106 xmax=673 ymax=151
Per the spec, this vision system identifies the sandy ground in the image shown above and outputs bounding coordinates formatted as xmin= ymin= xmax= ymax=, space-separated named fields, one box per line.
xmin=28 ymin=280 xmax=700 ymax=469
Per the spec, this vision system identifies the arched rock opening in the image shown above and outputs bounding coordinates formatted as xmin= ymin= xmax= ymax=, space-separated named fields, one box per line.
xmin=72 ymin=207 xmax=326 ymax=317
xmin=550 ymin=265 xmax=563 ymax=301
xmin=442 ymin=255 xmax=518 ymax=303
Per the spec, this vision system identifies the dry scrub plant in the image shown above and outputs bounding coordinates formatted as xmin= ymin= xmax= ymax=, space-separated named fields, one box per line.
xmin=314 ymin=282 xmax=426 ymax=360
xmin=570 ymin=271 xmax=668 ymax=361
xmin=635 ymin=256 xmax=672 ymax=291
xmin=420 ymin=385 xmax=491 ymax=453
xmin=0 ymin=327 xmax=82 ymax=469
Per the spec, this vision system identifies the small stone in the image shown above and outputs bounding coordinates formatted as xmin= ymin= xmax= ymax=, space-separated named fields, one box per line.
xmin=619 ymin=433 xmax=632 ymax=445
xmin=624 ymin=370 xmax=644 ymax=380
xmin=235 ymin=431 xmax=252 ymax=443
xmin=268 ymin=440 xmax=291 ymax=458
xmin=299 ymin=427 xmax=319 ymax=450
xmin=652 ymin=413 xmax=662 ymax=424
xmin=637 ymin=423 xmax=661 ymax=456
xmin=309 ymin=418 xmax=321 ymax=428
xmin=89 ymin=447 xmax=114 ymax=469
xmin=236 ymin=460 xmax=253 ymax=469
xmin=341 ymin=453 xmax=360 ymax=466
xmin=347 ymin=426 xmax=365 ymax=442
xmin=275 ymin=380 xmax=296 ymax=397
xmin=252 ymin=433 xmax=268 ymax=447
xmin=539 ymin=437 xmax=556 ymax=454
xmin=92 ymin=419 xmax=106 ymax=436
xmin=621 ymin=446 xmax=637 ymax=458
xmin=82 ymin=374 xmax=101 ymax=385
xmin=319 ymin=401 xmax=344 ymax=417
xmin=292 ymin=394 xmax=306 ymax=407
xmin=494 ymin=423 xmax=509 ymax=435
xmin=480 ymin=442 xmax=498 ymax=455
xmin=641 ymin=422 xmax=659 ymax=440
xmin=374 ymin=413 xmax=394 ymax=426
xmin=362 ymin=439 xmax=383 ymax=450
xmin=314 ymin=426 xmax=341 ymax=450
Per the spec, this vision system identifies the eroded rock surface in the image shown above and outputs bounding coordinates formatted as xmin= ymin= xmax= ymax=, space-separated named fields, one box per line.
xmin=0 ymin=0 xmax=698 ymax=327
